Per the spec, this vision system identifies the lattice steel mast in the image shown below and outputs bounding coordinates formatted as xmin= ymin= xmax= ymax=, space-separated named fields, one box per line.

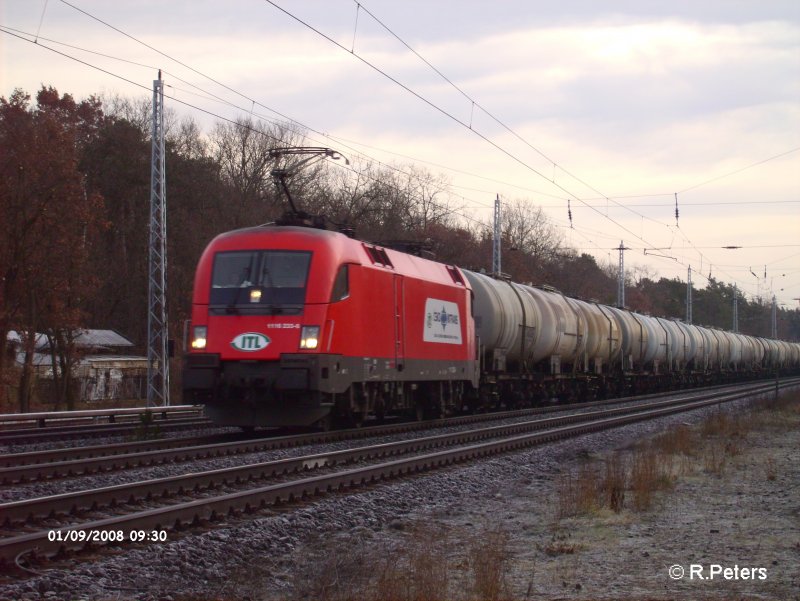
xmin=617 ymin=241 xmax=629 ymax=307
xmin=147 ymin=71 xmax=170 ymax=406
xmin=492 ymin=194 xmax=501 ymax=276
xmin=686 ymin=266 xmax=693 ymax=324
xmin=771 ymin=295 xmax=777 ymax=339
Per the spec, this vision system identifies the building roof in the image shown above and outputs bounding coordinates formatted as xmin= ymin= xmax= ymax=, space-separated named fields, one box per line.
xmin=8 ymin=329 xmax=134 ymax=351
xmin=73 ymin=330 xmax=134 ymax=348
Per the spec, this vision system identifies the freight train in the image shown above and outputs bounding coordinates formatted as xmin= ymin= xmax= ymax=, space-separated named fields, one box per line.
xmin=182 ymin=222 xmax=800 ymax=429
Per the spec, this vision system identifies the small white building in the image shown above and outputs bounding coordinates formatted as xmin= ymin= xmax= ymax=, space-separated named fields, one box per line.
xmin=8 ymin=330 xmax=148 ymax=402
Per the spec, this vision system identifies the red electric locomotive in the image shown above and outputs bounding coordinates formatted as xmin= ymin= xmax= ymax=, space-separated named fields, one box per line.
xmin=183 ymin=224 xmax=478 ymax=428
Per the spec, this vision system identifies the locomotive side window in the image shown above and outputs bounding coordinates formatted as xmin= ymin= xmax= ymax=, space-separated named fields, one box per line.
xmin=210 ymin=250 xmax=311 ymax=314
xmin=331 ymin=264 xmax=349 ymax=302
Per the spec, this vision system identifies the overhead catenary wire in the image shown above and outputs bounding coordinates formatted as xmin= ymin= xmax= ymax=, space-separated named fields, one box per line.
xmin=260 ymin=0 xmax=797 ymax=296
xmin=0 ymin=28 xmax=779 ymax=298
xmin=1 ymin=25 xmax=503 ymax=233
xmin=4 ymin=5 xmax=797 ymax=301
xmin=262 ymin=0 xmax=676 ymax=248
xmin=6 ymin=18 xmax=796 ymax=212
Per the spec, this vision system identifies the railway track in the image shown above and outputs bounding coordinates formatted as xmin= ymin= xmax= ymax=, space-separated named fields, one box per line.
xmin=0 ymin=379 xmax=782 ymax=484
xmin=2 ymin=377 xmax=796 ymax=567
xmin=0 ymin=417 xmax=216 ymax=446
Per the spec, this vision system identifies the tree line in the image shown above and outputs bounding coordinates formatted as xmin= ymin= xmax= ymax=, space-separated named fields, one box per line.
xmin=2 ymin=86 xmax=797 ymax=411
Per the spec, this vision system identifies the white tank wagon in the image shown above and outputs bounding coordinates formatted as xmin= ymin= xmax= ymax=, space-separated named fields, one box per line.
xmin=572 ymin=299 xmax=622 ymax=373
xmin=721 ymin=330 xmax=742 ymax=369
xmin=636 ymin=313 xmax=668 ymax=372
xmin=708 ymin=329 xmax=731 ymax=370
xmin=606 ymin=306 xmax=648 ymax=371
xmin=749 ymin=336 xmax=767 ymax=368
xmin=655 ymin=318 xmax=686 ymax=371
xmin=676 ymin=321 xmax=703 ymax=368
xmin=775 ymin=340 xmax=791 ymax=368
xmin=790 ymin=342 xmax=800 ymax=366
xmin=767 ymin=339 xmax=780 ymax=366
xmin=605 ymin=308 xmax=670 ymax=373
xmin=462 ymin=270 xmax=537 ymax=372
xmin=736 ymin=333 xmax=757 ymax=369
xmin=519 ymin=285 xmax=584 ymax=374
xmin=462 ymin=270 xmax=799 ymax=401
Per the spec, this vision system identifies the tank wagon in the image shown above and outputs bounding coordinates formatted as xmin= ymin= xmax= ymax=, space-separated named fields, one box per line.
xmin=183 ymin=224 xmax=800 ymax=429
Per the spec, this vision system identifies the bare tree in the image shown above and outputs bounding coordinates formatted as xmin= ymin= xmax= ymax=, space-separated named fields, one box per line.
xmin=210 ymin=117 xmax=311 ymax=224
xmin=0 ymin=87 xmax=106 ymax=410
xmin=501 ymin=199 xmax=563 ymax=262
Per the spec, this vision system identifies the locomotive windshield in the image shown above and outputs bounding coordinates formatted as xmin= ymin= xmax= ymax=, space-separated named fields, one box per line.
xmin=210 ymin=250 xmax=311 ymax=314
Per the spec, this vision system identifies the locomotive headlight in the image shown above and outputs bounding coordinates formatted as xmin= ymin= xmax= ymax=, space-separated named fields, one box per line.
xmin=191 ymin=326 xmax=208 ymax=350
xmin=249 ymin=289 xmax=262 ymax=303
xmin=299 ymin=325 xmax=320 ymax=350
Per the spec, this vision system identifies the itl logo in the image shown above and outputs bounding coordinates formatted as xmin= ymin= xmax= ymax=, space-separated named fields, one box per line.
xmin=230 ymin=332 xmax=270 ymax=352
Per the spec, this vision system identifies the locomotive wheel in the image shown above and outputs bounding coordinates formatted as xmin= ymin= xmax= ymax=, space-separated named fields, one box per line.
xmin=313 ymin=414 xmax=333 ymax=432
xmin=334 ymin=410 xmax=364 ymax=429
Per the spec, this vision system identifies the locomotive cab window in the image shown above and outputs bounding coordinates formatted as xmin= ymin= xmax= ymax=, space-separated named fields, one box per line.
xmin=210 ymin=250 xmax=311 ymax=314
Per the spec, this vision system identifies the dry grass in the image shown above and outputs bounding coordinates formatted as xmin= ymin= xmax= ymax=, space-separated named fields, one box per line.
xmin=765 ymin=456 xmax=777 ymax=481
xmin=555 ymin=463 xmax=600 ymax=518
xmin=556 ymin=443 xmax=675 ymax=516
xmin=467 ymin=527 xmax=512 ymax=601
xmin=543 ymin=531 xmax=577 ymax=557
xmin=602 ymin=452 xmax=627 ymax=513
xmin=554 ymin=391 xmax=800 ymax=522
xmin=286 ymin=521 xmax=513 ymax=601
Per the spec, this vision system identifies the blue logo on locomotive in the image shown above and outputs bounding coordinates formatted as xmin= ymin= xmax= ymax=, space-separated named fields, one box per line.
xmin=432 ymin=306 xmax=459 ymax=331
xmin=423 ymin=298 xmax=462 ymax=345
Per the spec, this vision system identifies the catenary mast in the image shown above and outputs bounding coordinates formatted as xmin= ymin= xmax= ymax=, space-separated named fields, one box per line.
xmin=147 ymin=71 xmax=170 ymax=406
xmin=492 ymin=194 xmax=501 ymax=276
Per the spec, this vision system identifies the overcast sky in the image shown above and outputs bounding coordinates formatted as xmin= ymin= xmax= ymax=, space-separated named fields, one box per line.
xmin=2 ymin=0 xmax=799 ymax=309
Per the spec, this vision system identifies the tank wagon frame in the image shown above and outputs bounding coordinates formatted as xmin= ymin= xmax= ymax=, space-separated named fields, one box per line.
xmin=183 ymin=224 xmax=800 ymax=429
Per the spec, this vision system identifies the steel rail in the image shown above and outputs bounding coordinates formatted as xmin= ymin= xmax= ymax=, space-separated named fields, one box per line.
xmin=2 ymin=379 xmax=796 ymax=564
xmin=1 ymin=388 xmax=666 ymax=463
xmin=1 ymin=397 xmax=638 ymax=468
xmin=1 ymin=431 xmax=249 ymax=468
xmin=3 ymin=377 xmax=791 ymax=480
xmin=4 ymin=387 xmax=765 ymax=526
xmin=0 ymin=418 xmax=215 ymax=445
xmin=0 ymin=405 xmax=203 ymax=427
